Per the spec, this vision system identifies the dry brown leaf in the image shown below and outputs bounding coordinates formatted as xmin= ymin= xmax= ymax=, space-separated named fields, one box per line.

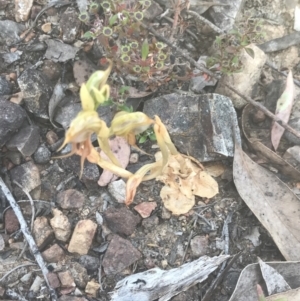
xmin=266 ymin=287 xmax=300 ymax=300
xmin=233 ymin=142 xmax=300 ymax=261
xmin=203 ymin=161 xmax=225 ymax=177
xmin=157 ymin=153 xmax=218 ymax=215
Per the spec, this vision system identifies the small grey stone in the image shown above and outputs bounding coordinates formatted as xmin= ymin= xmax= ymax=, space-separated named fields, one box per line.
xmin=108 ymin=179 xmax=126 ymax=203
xmin=6 ymin=125 xmax=40 ymax=156
xmin=79 ymin=255 xmax=100 ymax=272
xmin=34 ymin=144 xmax=51 ymax=164
xmin=18 ymin=69 xmax=53 ymax=119
xmin=190 ymin=236 xmax=209 ymax=257
xmin=0 ymin=20 xmax=25 ymax=45
xmin=0 ymin=76 xmax=12 ymax=96
xmin=56 ymin=189 xmax=85 ymax=209
xmin=0 ymin=100 xmax=26 ymax=147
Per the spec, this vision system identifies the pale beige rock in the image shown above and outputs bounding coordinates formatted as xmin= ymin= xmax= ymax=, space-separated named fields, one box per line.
xmin=50 ymin=208 xmax=71 ymax=242
xmin=215 ymin=44 xmax=267 ymax=109
xmin=85 ymin=280 xmax=100 ymax=297
xmin=41 ymin=22 xmax=52 ymax=33
xmin=68 ymin=220 xmax=97 ymax=255
xmin=58 ymin=271 xmax=76 ymax=288
xmin=15 ymin=0 xmax=33 ymax=22
xmin=42 ymin=243 xmax=65 ymax=263
xmin=273 ymin=46 xmax=300 ymax=70
xmin=33 ymin=216 xmax=54 ymax=249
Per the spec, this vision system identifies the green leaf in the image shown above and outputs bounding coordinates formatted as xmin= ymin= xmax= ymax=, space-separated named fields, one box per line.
xmin=82 ymin=31 xmax=95 ymax=39
xmin=119 ymin=86 xmax=130 ymax=94
xmin=215 ymin=36 xmax=222 ymax=46
xmin=149 ymin=133 xmax=156 ymax=141
xmin=109 ymin=14 xmax=118 ymax=26
xmin=100 ymin=99 xmax=114 ymax=106
xmin=138 ymin=135 xmax=147 ymax=143
xmin=141 ymin=39 xmax=149 ymax=60
xmin=118 ymin=104 xmax=133 ymax=112
xmin=244 ymin=47 xmax=255 ymax=59
xmin=231 ymin=55 xmax=239 ymax=65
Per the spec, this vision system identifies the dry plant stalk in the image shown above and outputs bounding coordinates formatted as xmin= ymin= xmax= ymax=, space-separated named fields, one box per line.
xmin=57 ymin=62 xmax=218 ymax=214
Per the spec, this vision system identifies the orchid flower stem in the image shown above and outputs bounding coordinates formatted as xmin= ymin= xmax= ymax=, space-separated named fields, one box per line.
xmin=97 ymin=157 xmax=133 ymax=179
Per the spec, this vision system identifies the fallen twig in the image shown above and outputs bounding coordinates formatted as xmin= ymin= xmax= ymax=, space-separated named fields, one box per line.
xmin=142 ymin=23 xmax=300 ymax=140
xmin=0 ymin=177 xmax=57 ymax=301
xmin=186 ymin=10 xmax=223 ymax=34
xmin=201 ymin=251 xmax=242 ymax=301
xmin=0 ymin=263 xmax=36 ymax=283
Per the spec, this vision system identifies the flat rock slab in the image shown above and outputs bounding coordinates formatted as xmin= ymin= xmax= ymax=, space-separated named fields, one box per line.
xmin=102 ymin=235 xmax=141 ymax=275
xmin=143 ymin=93 xmax=241 ymax=161
xmin=0 ymin=99 xmax=26 ymax=147
xmin=104 ymin=207 xmax=141 ymax=236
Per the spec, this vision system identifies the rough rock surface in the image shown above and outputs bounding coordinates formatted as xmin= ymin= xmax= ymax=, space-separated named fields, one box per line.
xmin=104 ymin=207 xmax=141 ymax=236
xmin=102 ymin=235 xmax=141 ymax=275
xmin=18 ymin=69 xmax=53 ymax=119
xmin=56 ymin=189 xmax=85 ymax=210
xmin=33 ymin=216 xmax=54 ymax=249
xmin=0 ymin=99 xmax=26 ymax=147
xmin=6 ymin=125 xmax=40 ymax=156
xmin=9 ymin=161 xmax=41 ymax=199
xmin=50 ymin=208 xmax=72 ymax=242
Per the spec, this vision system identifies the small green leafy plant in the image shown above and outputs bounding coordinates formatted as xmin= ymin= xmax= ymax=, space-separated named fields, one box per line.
xmin=80 ymin=0 xmax=174 ymax=88
xmin=206 ymin=19 xmax=265 ymax=74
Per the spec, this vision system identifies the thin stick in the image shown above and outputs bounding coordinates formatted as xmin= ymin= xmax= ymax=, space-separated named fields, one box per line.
xmin=13 ymin=181 xmax=35 ymax=232
xmin=170 ymin=0 xmax=181 ymax=41
xmin=142 ymin=23 xmax=300 ymax=140
xmin=186 ymin=10 xmax=223 ymax=34
xmin=0 ymin=263 xmax=36 ymax=283
xmin=0 ymin=177 xmax=57 ymax=301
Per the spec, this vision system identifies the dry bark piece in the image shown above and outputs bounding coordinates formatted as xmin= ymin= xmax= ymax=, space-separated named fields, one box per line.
xmin=111 ymin=254 xmax=229 ymax=301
